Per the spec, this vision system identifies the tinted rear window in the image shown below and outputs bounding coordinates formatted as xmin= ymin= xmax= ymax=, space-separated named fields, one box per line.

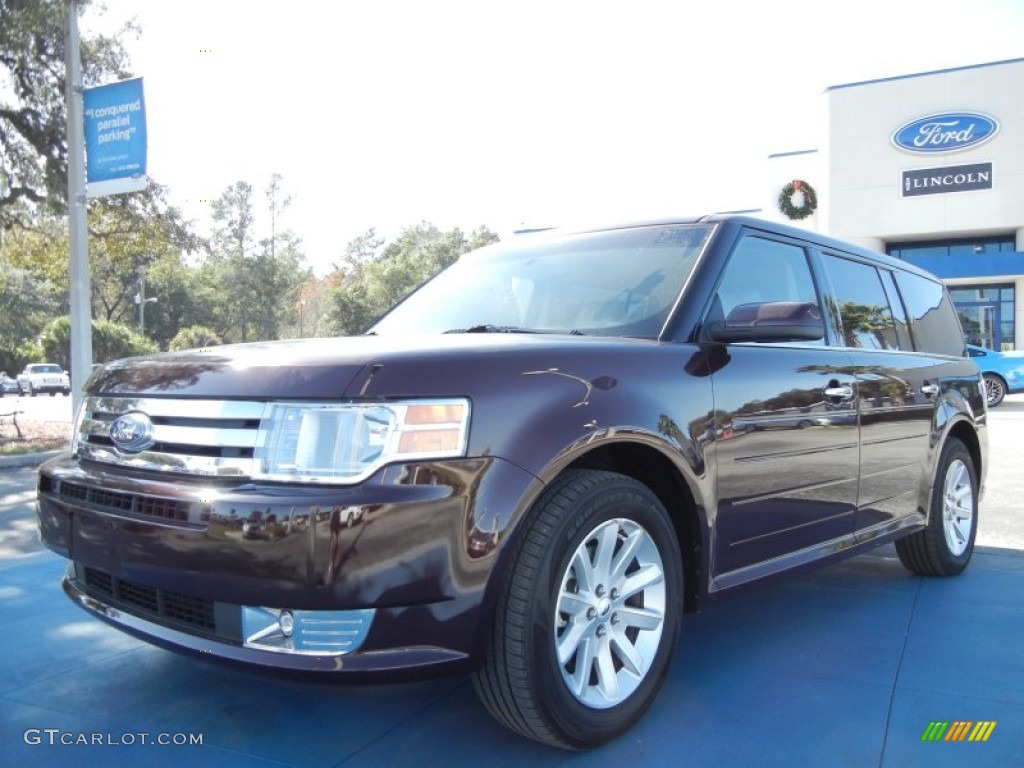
xmin=893 ymin=272 xmax=965 ymax=357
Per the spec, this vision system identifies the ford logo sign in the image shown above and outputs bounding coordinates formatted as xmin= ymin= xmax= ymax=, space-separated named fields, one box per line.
xmin=891 ymin=112 xmax=999 ymax=154
xmin=109 ymin=411 xmax=154 ymax=453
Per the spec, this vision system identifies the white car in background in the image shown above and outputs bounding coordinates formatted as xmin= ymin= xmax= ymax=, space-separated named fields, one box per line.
xmin=17 ymin=364 xmax=71 ymax=397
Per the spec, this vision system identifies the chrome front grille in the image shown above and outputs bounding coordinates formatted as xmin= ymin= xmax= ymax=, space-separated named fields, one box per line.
xmin=77 ymin=396 xmax=268 ymax=477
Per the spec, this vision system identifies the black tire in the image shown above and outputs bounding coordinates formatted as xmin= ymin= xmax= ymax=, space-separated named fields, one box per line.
xmin=62 ymin=388 xmax=70 ymax=396
xmin=896 ymin=438 xmax=977 ymax=576
xmin=983 ymin=373 xmax=1005 ymax=408
xmin=28 ymin=383 xmax=36 ymax=397
xmin=472 ymin=469 xmax=683 ymax=749
xmin=49 ymin=391 xmax=55 ymax=397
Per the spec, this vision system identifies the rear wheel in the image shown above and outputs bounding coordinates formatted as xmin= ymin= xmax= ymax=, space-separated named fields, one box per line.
xmin=896 ymin=438 xmax=977 ymax=576
xmin=473 ymin=469 xmax=683 ymax=749
xmin=983 ymin=373 xmax=1005 ymax=408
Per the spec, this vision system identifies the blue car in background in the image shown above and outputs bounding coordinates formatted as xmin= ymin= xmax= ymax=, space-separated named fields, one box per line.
xmin=0 ymin=372 xmax=19 ymax=397
xmin=968 ymin=344 xmax=1024 ymax=407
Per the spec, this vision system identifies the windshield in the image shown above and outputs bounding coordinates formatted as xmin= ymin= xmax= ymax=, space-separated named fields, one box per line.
xmin=370 ymin=223 xmax=714 ymax=339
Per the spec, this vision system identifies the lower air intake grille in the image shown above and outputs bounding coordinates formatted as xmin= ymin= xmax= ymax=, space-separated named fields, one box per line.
xmin=56 ymin=481 xmax=194 ymax=524
xmin=80 ymin=566 xmax=217 ymax=633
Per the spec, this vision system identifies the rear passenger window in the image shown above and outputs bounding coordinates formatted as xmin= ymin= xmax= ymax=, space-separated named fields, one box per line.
xmin=711 ymin=236 xmax=822 ymax=343
xmin=878 ymin=270 xmax=913 ymax=350
xmin=821 ymin=254 xmax=899 ymax=350
xmin=893 ymin=272 xmax=966 ymax=357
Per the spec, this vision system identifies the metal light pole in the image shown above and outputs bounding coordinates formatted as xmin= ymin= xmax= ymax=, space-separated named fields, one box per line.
xmin=66 ymin=3 xmax=93 ymax=414
xmin=135 ymin=273 xmax=158 ymax=334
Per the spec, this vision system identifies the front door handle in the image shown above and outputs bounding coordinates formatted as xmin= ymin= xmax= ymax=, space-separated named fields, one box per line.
xmin=920 ymin=383 xmax=940 ymax=397
xmin=823 ymin=384 xmax=854 ymax=401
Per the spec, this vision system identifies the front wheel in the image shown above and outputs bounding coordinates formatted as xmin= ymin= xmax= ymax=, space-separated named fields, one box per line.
xmin=896 ymin=438 xmax=977 ymax=576
xmin=983 ymin=373 xmax=1006 ymax=408
xmin=473 ymin=470 xmax=683 ymax=749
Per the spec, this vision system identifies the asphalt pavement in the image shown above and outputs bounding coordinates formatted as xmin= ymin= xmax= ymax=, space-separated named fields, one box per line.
xmin=1 ymin=399 xmax=1022 ymax=766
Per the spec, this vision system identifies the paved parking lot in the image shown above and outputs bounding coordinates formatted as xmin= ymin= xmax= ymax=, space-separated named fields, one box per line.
xmin=0 ymin=391 xmax=74 ymax=424
xmin=2 ymin=398 xmax=1022 ymax=766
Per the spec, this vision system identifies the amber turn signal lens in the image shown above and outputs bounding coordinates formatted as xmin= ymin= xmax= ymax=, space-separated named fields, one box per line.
xmin=405 ymin=404 xmax=465 ymax=425
xmin=398 ymin=429 xmax=462 ymax=454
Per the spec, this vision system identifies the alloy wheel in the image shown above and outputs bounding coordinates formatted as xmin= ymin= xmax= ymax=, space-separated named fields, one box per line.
xmin=942 ymin=458 xmax=974 ymax=557
xmin=554 ymin=518 xmax=666 ymax=709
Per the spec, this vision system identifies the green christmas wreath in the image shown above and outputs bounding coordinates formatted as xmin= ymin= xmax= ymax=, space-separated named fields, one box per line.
xmin=778 ymin=179 xmax=818 ymax=220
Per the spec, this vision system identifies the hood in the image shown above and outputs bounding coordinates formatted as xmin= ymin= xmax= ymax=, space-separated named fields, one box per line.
xmin=88 ymin=334 xmax=648 ymax=400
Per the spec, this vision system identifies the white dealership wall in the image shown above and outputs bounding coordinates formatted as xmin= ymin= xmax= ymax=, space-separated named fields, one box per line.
xmin=765 ymin=57 xmax=1024 ymax=347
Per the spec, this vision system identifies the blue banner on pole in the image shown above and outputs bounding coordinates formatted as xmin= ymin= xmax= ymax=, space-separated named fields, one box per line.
xmin=83 ymin=77 xmax=148 ymax=197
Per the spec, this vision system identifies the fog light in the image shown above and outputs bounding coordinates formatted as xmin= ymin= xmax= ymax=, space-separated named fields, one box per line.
xmin=242 ymin=606 xmax=375 ymax=655
xmin=279 ymin=610 xmax=294 ymax=637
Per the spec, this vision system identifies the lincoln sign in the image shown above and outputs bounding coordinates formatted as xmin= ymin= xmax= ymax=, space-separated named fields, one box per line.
xmin=902 ymin=163 xmax=993 ymax=197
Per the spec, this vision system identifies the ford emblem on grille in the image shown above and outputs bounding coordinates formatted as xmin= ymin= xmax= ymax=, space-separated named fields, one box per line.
xmin=109 ymin=412 xmax=155 ymax=453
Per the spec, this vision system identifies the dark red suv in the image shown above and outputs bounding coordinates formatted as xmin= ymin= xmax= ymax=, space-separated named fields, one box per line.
xmin=37 ymin=215 xmax=986 ymax=748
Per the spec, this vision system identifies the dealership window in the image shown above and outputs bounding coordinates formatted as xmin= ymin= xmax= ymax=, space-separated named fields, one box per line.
xmin=887 ymin=235 xmax=1015 ymax=260
xmin=948 ymin=285 xmax=1016 ymax=351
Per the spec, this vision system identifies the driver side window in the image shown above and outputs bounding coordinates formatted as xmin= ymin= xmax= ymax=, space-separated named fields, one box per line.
xmin=708 ymin=235 xmax=823 ymax=343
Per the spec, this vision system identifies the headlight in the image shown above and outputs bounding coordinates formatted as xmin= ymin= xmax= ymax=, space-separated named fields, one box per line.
xmin=253 ymin=399 xmax=470 ymax=483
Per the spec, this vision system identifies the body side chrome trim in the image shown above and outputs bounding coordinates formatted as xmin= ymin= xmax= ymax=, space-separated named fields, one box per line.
xmin=710 ymin=512 xmax=926 ymax=592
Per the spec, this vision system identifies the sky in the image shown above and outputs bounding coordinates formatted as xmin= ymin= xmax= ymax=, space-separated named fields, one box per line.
xmin=81 ymin=0 xmax=1024 ymax=275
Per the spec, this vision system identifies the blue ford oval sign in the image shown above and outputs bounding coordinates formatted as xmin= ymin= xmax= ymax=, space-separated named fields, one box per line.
xmin=892 ymin=112 xmax=999 ymax=154
xmin=109 ymin=411 xmax=154 ymax=453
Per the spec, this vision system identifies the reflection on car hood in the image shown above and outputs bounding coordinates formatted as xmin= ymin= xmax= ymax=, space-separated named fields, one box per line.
xmin=87 ymin=334 xmax=648 ymax=400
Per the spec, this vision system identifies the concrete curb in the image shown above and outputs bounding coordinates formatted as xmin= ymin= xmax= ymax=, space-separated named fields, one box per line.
xmin=0 ymin=450 xmax=66 ymax=470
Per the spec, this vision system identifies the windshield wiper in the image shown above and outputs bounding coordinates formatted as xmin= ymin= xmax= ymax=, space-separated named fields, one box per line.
xmin=445 ymin=324 xmax=537 ymax=334
xmin=444 ymin=324 xmax=586 ymax=335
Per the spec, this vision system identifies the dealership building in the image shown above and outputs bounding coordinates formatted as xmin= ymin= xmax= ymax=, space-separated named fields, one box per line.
xmin=764 ymin=57 xmax=1024 ymax=351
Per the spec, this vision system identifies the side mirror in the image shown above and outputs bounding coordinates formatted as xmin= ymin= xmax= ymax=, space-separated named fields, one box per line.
xmin=707 ymin=301 xmax=825 ymax=343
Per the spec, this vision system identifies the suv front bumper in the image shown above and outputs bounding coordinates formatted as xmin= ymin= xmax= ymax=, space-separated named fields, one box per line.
xmin=37 ymin=454 xmax=541 ymax=677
